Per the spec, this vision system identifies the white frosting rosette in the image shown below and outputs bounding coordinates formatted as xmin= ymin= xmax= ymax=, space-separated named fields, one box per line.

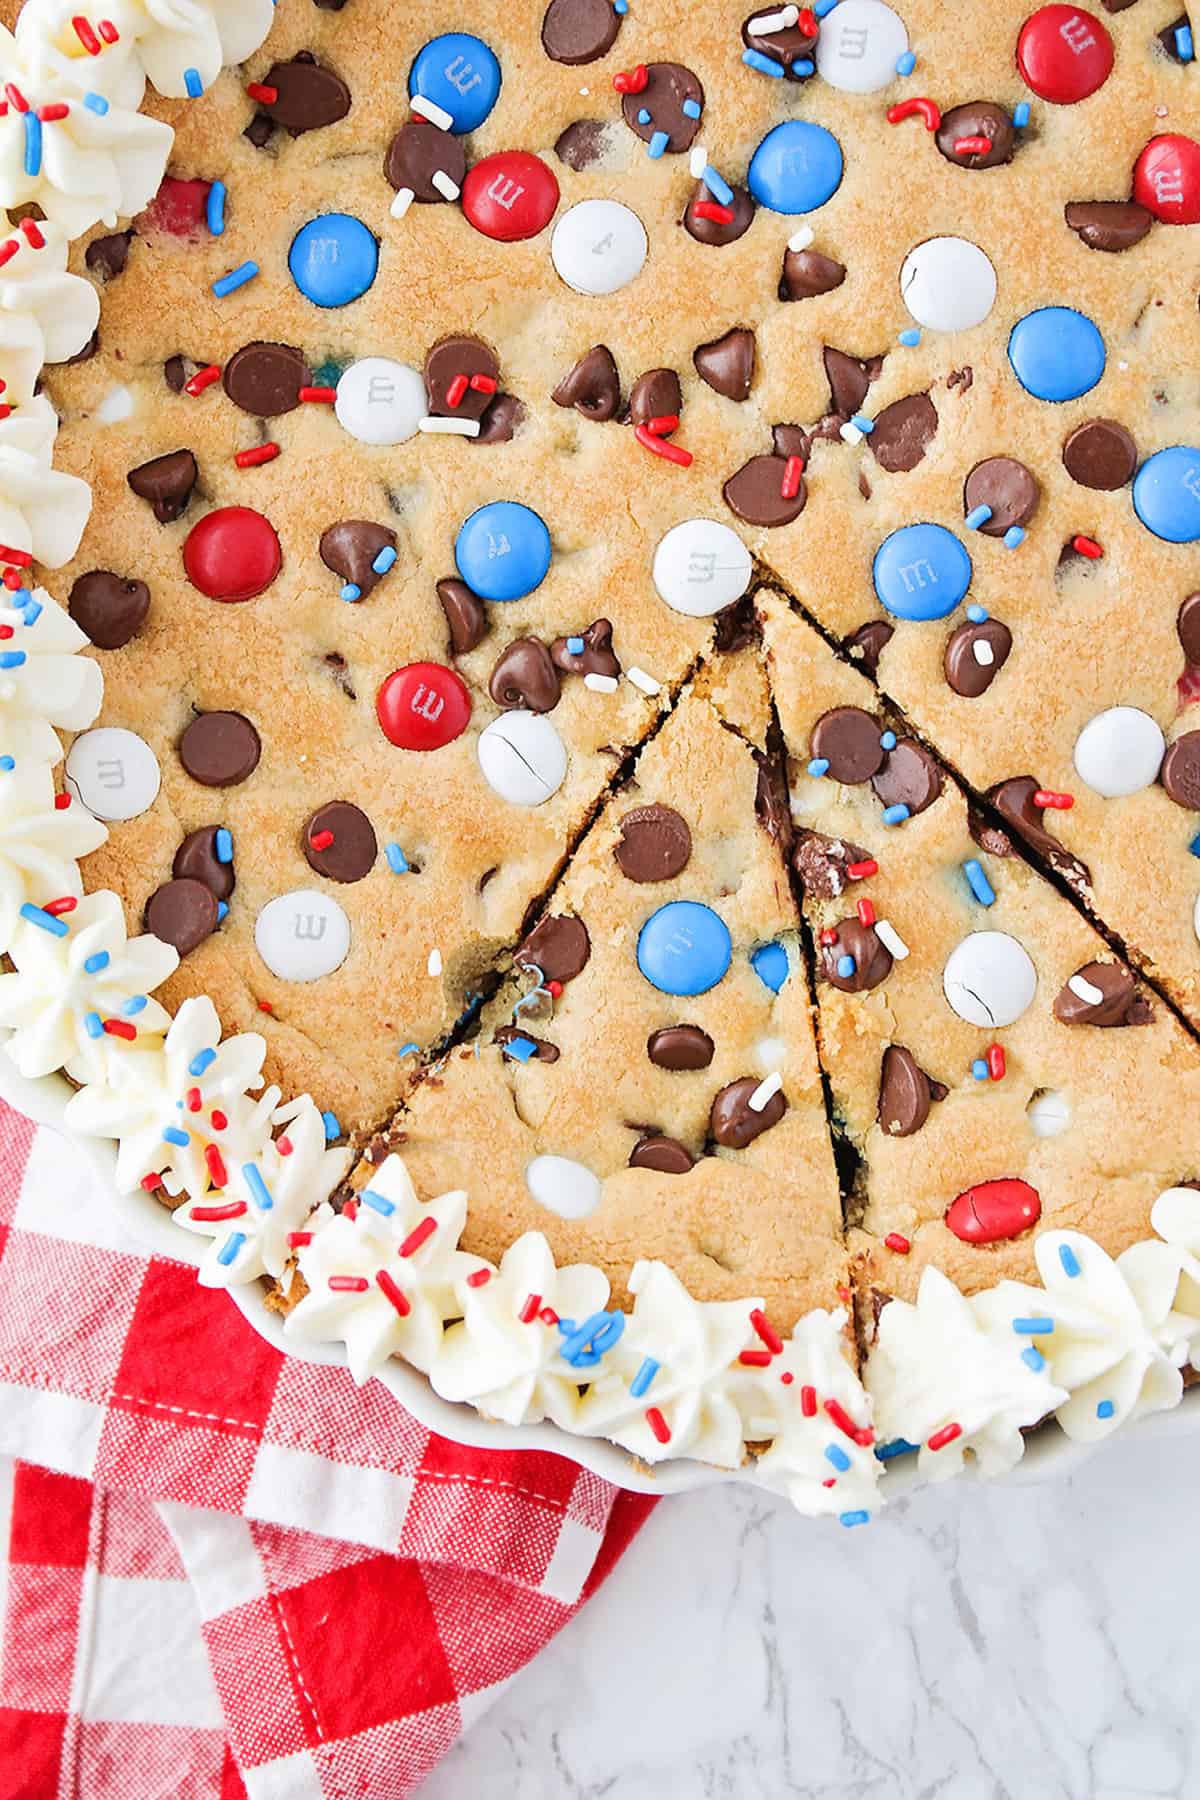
xmin=745 ymin=1309 xmax=880 ymax=1522
xmin=0 ymin=219 xmax=99 ymax=365
xmin=0 ymin=586 xmax=103 ymax=763
xmin=1125 ymin=1187 xmax=1200 ymax=1368
xmin=0 ymin=757 xmax=106 ymax=944
xmin=0 ymin=444 xmax=92 ymax=569
xmin=12 ymin=0 xmax=275 ymax=105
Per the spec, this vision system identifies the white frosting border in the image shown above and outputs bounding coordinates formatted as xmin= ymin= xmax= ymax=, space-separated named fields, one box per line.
xmin=2 ymin=1 xmax=1198 ymax=1525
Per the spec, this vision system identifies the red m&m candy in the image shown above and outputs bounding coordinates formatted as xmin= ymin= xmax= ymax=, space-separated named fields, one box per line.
xmin=183 ymin=507 xmax=281 ymax=601
xmin=377 ymin=662 xmax=471 ymax=750
xmin=462 ymin=152 xmax=560 ymax=243
xmin=945 ymin=1178 xmax=1042 ymax=1245
xmin=1133 ymin=134 xmax=1200 ymax=225
xmin=1016 ymin=6 xmax=1112 ymax=104
xmin=137 ymin=176 xmax=213 ymax=239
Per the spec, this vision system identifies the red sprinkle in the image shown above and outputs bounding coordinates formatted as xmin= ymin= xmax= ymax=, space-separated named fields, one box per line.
xmin=518 ymin=1292 xmax=542 ymax=1324
xmin=749 ymin=1308 xmax=784 ymax=1354
xmin=71 ymin=14 xmax=100 ymax=53
xmin=538 ymin=1306 xmax=559 ymax=1327
xmin=298 ymin=386 xmax=336 ymax=404
xmin=275 ymin=1134 xmax=292 ymax=1155
xmin=635 ymin=423 xmax=693 ymax=467
xmin=645 ymin=413 xmax=679 ymax=436
xmin=953 ymin=135 xmax=993 ymax=155
xmin=185 ymin=1085 xmax=202 ymax=1112
xmin=884 ymin=1231 xmax=911 ymax=1254
xmin=398 ymin=1215 xmax=437 ymax=1258
xmin=4 ymin=83 xmax=28 ymax=112
xmin=1033 ymin=789 xmax=1074 ymax=810
xmin=53 ymin=794 xmax=72 ymax=811
xmin=613 ymin=63 xmax=648 ymax=94
xmin=308 ymin=829 xmax=335 ymax=852
xmin=987 ymin=1043 xmax=1006 ymax=1081
xmin=822 ymin=1477 xmax=837 ymax=1489
xmin=645 ymin=1406 xmax=671 ymax=1444
xmin=343 ymin=1200 xmax=358 ymax=1221
xmin=140 ymin=1173 xmax=163 ymax=1192
xmin=927 ymin=1421 xmax=963 ymax=1452
xmin=0 ymin=243 xmax=19 ymax=269
xmin=204 ymin=1144 xmax=228 ymax=1187
xmin=780 ymin=454 xmax=805 ymax=500
xmin=210 ymin=1110 xmax=228 ymax=1131
xmin=465 ymin=1268 xmax=492 ymax=1288
xmin=190 ymin=1200 xmax=248 ymax=1222
xmin=738 ymin=1349 xmax=774 ymax=1367
xmin=0 ymin=542 xmax=32 ymax=565
xmin=693 ymin=199 xmax=735 ymax=224
xmin=19 ymin=217 xmax=43 ymax=249
xmin=857 ymin=897 xmax=876 ymax=928
xmin=445 ymin=373 xmax=469 ymax=409
xmin=887 ymin=96 xmax=941 ymax=130
xmin=546 ymin=980 xmax=563 ymax=998
xmin=184 ymin=364 xmax=221 ymax=396
xmin=288 ymin=1230 xmax=314 ymax=1248
xmin=97 ymin=18 xmax=118 ymax=41
xmin=43 ymin=896 xmax=77 ymax=915
xmin=469 ymin=373 xmax=498 ymax=395
xmin=235 ymin=443 xmax=280 ymax=469
xmin=1072 ymin=534 xmax=1103 ymax=559
xmin=257 ymin=999 xmax=274 ymax=1013
xmin=102 ymin=1019 xmax=136 ymax=1041
xmin=246 ymin=82 xmax=278 ymax=103
xmin=329 ymin=1275 xmax=369 ymax=1293
xmin=37 ymin=103 xmax=71 ymax=122
xmin=375 ymin=1268 xmax=411 ymax=1317
xmin=819 ymin=927 xmax=839 ymax=946
xmin=798 ymin=6 xmax=819 ymax=33
xmin=780 ymin=1371 xmax=795 ymax=1386
xmin=825 ymin=1397 xmax=867 ymax=1442
xmin=800 ymin=1384 xmax=818 ymax=1418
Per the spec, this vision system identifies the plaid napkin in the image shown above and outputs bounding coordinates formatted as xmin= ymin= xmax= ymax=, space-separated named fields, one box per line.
xmin=0 ymin=1100 xmax=654 ymax=1796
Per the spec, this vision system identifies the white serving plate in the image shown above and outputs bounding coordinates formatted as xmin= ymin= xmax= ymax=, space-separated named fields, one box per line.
xmin=4 ymin=1047 xmax=1198 ymax=1508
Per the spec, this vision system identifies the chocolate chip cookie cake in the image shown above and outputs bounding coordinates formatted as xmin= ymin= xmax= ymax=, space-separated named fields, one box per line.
xmin=1 ymin=0 xmax=1198 ymax=1520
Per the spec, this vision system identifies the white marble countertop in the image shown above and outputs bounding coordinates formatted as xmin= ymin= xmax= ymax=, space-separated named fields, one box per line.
xmin=422 ymin=1428 xmax=1200 ymax=1799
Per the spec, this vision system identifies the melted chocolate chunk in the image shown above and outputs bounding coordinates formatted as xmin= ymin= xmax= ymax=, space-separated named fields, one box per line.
xmin=621 ymin=62 xmax=704 ymax=154
xmin=261 ymin=54 xmax=350 ymax=135
xmin=1178 ymin=593 xmax=1200 ymax=666
xmin=629 ymin=1134 xmax=695 ymax=1174
xmin=693 ymin=327 xmax=755 ymax=401
xmin=647 ymin=1024 xmax=714 ymax=1070
xmin=935 ymin=101 xmax=1015 ymax=169
xmin=164 ymin=355 xmax=188 ymax=392
xmin=811 ymin=706 xmax=885 ymax=784
xmin=244 ymin=113 xmax=274 ymax=148
xmin=963 ymin=456 xmax=1040 ymax=534
xmin=179 ymin=711 xmax=261 ymax=788
xmin=173 ymin=825 xmax=235 ymax=900
xmin=541 ymin=0 xmax=622 ymax=64
xmin=475 ymin=393 xmax=525 ymax=443
xmin=85 ymin=229 xmax=132 ymax=280
xmin=821 ymin=918 xmax=893 ymax=992
xmin=780 ymin=246 xmax=845 ymax=300
xmin=713 ymin=593 xmax=759 ymax=653
xmin=871 ymin=739 xmax=943 ymax=816
xmin=628 ymin=367 xmax=682 ymax=427
xmin=489 ymin=637 xmax=561 ymax=712
xmin=870 ymin=393 xmax=937 ymax=472
xmin=614 ymin=804 xmax=692 ymax=883
xmin=791 ymin=830 xmax=870 ymax=900
xmin=988 ymin=777 xmax=1093 ymax=892
xmin=1062 ymin=418 xmax=1138 ymax=489
xmin=551 ymin=618 xmax=620 ymax=679
xmin=145 ymin=878 xmax=218 ymax=957
xmin=424 ymin=336 xmax=501 ymax=423
xmin=555 ymin=118 xmax=609 ymax=170
xmin=947 ymin=366 xmax=973 ymax=392
xmin=944 ymin=618 xmax=1012 ymax=697
xmin=1160 ymin=732 xmax=1200 ymax=809
xmin=516 ymin=914 xmax=590 ymax=983
xmin=845 ymin=619 xmax=893 ymax=676
xmin=878 ymin=1045 xmax=946 ymax=1136
xmin=304 ymin=801 xmax=377 ymax=883
xmin=493 ymin=1024 xmax=560 ymax=1063
xmin=1054 ymin=961 xmax=1153 ymax=1027
xmin=436 ymin=577 xmax=489 ymax=655
xmin=684 ymin=180 xmax=755 ymax=246
xmin=126 ymin=448 xmax=197 ymax=523
xmin=710 ymin=1076 xmax=787 ymax=1148
xmin=384 ymin=119 xmax=467 ymax=202
xmin=771 ymin=423 xmax=811 ymax=462
xmin=741 ymin=6 xmax=817 ymax=77
xmin=823 ymin=346 xmax=884 ymax=419
xmin=319 ymin=520 xmax=397 ymax=600
xmin=68 ymin=570 xmax=150 ymax=650
xmin=1064 ymin=199 xmax=1153 ymax=252
xmin=967 ymin=808 xmax=1013 ymax=859
xmin=723 ymin=454 xmax=806 ymax=528
xmin=753 ymin=747 xmax=792 ymax=852
xmin=223 ymin=341 xmax=310 ymax=417
xmin=552 ymin=345 xmax=621 ymax=419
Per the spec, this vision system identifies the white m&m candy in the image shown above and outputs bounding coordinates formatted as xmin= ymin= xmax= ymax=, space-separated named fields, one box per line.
xmin=899 ymin=237 xmax=996 ymax=332
xmin=335 ymin=358 xmax=425 ymax=445
xmin=816 ymin=0 xmax=909 ymax=93
xmin=551 ymin=199 xmax=647 ymax=296
xmin=65 ymin=727 xmax=160 ymax=821
xmin=653 ymin=518 xmax=753 ymax=617
xmin=943 ymin=930 xmax=1037 ymax=1027
xmin=525 ymin=1154 xmax=602 ymax=1219
xmin=255 ymin=889 xmax=351 ymax=981
xmin=1073 ymin=706 xmax=1165 ymax=797
xmin=478 ymin=712 xmax=568 ymax=805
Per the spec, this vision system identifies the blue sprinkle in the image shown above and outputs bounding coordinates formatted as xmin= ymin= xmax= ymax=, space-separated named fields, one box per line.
xmin=322 ymin=1111 xmax=341 ymax=1140
xmin=340 ymin=583 xmax=362 ymax=603
xmin=1013 ymin=102 xmax=1030 ymax=128
xmin=1059 ymin=1243 xmax=1082 ymax=1278
xmin=22 ymin=112 xmax=42 ymax=180
xmin=647 ymin=129 xmax=670 ymax=159
xmin=372 ymin=545 xmax=397 ymax=575
xmin=206 ymin=180 xmax=226 ymax=236
xmin=385 ymin=843 xmax=409 ymax=874
xmin=879 ymin=730 xmax=897 ymax=751
xmin=19 ymin=596 xmax=42 ymax=625
xmin=566 ymin=636 xmax=585 ymax=655
xmin=965 ymin=504 xmax=993 ymax=531
xmin=701 ymin=164 xmax=734 ymax=206
xmin=898 ymin=328 xmax=921 ymax=347
xmin=839 ymin=1510 xmax=871 ymax=1528
xmin=502 ymin=1035 xmax=539 ymax=1063
xmin=84 ymin=1011 xmax=104 ymax=1039
xmin=84 ymin=91 xmax=109 ymax=114
xmin=825 ymin=1443 xmax=851 ymax=1472
xmin=212 ymin=261 xmax=259 ymax=298
xmin=216 ymin=901 xmax=228 ymax=923
xmin=874 ymin=1438 xmax=917 ymax=1462
xmin=813 ymin=0 xmax=838 ymax=14
xmin=742 ymin=47 xmax=786 ymax=77
xmin=398 ymin=1040 xmax=420 ymax=1057
xmin=1004 ymin=526 xmax=1026 ymax=549
xmin=19 ymin=903 xmax=68 ymax=937
xmin=681 ymin=97 xmax=702 ymax=119
xmin=0 ymin=756 xmax=14 ymax=771
xmin=1096 ymin=1399 xmax=1115 ymax=1420
xmin=836 ymin=954 xmax=856 ymax=979
xmin=750 ymin=940 xmax=789 ymax=994
xmin=636 ymin=107 xmax=651 ymax=124
xmin=1175 ymin=23 xmax=1194 ymax=59
xmin=1021 ymin=1346 xmax=1046 ymax=1373
xmin=189 ymin=1048 xmax=217 ymax=1077
xmin=362 ymin=1186 xmax=396 ymax=1216
xmin=793 ymin=57 xmax=814 ymax=75
xmin=971 ymin=1059 xmax=989 ymax=1081
xmin=163 ymin=1125 xmax=190 ymax=1148
xmin=966 ymin=603 xmax=988 ymax=624
xmin=215 ymin=828 xmax=233 ymax=864
xmin=556 ymin=1317 xmax=576 ymax=1334
xmin=962 ymin=859 xmax=995 ymax=907
xmin=560 ymin=1310 xmax=625 ymax=1368
xmin=850 ymin=412 xmax=875 ymax=435
xmin=0 ymin=651 xmax=27 ymax=669
xmin=630 ymin=1357 xmax=659 ymax=1398
xmin=217 ymin=1231 xmax=246 ymax=1267
xmin=614 ymin=0 xmax=628 ymax=13
xmin=123 ymin=995 xmax=148 ymax=1016
xmin=184 ymin=67 xmax=203 ymax=97
xmin=1014 ymin=1316 xmax=1054 ymax=1335
xmin=242 ymin=1163 xmax=273 ymax=1212
xmin=882 ymin=803 xmax=911 ymax=826
xmin=895 ymin=50 xmax=916 ymax=75
xmin=808 ymin=757 xmax=830 ymax=778
xmin=1189 ymin=831 xmax=1200 ymax=859
xmin=83 ymin=951 xmax=110 ymax=974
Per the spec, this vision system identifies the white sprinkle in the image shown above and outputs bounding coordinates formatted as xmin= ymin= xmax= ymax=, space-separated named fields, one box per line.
xmin=1068 ymin=972 xmax=1105 ymax=1006
xmin=874 ymin=919 xmax=910 ymax=961
xmin=431 ymin=168 xmax=460 ymax=201
xmin=584 ymin=672 xmax=619 ymax=693
xmin=839 ymin=421 xmax=864 ymax=446
xmin=689 ymin=144 xmax=709 ymax=180
xmin=428 ymin=948 xmax=443 ymax=978
xmin=418 ymin=415 xmax=481 ymax=436
xmin=411 ymin=94 xmax=453 ymax=131
xmin=627 ymin=666 xmax=661 ymax=696
xmin=972 ymin=639 xmax=995 ymax=667
xmin=390 ymin=187 xmax=415 ymax=220
xmin=787 ymin=225 xmax=815 ymax=253
xmin=749 ymin=5 xmax=799 ymax=33
xmin=748 ymin=1071 xmax=783 ymax=1113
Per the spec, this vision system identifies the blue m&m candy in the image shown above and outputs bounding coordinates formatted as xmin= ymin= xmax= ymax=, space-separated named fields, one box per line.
xmin=1132 ymin=446 xmax=1200 ymax=544
xmin=747 ymin=121 xmax=843 ymax=214
xmin=1007 ymin=306 xmax=1106 ymax=402
xmin=637 ymin=901 xmax=732 ymax=996
xmin=409 ymin=33 xmax=500 ymax=135
xmin=750 ymin=941 xmax=789 ymax=993
xmin=872 ymin=523 xmax=972 ymax=620
xmin=455 ymin=501 xmax=552 ymax=601
xmin=288 ymin=214 xmax=378 ymax=308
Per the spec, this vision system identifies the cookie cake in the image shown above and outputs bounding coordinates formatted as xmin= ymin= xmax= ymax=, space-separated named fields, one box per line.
xmin=0 ymin=0 xmax=1198 ymax=1521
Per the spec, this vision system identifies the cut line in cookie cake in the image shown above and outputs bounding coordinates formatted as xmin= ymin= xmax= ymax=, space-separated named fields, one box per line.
xmin=0 ymin=0 xmax=1198 ymax=1522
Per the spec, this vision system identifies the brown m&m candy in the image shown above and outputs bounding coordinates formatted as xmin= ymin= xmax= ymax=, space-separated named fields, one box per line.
xmin=68 ymin=570 xmax=150 ymax=649
xmin=944 ymin=617 xmax=1012 ymax=697
xmin=1054 ymin=961 xmax=1153 ymax=1027
xmin=821 ymin=918 xmax=893 ymax=992
xmin=693 ymin=328 xmax=755 ymax=401
xmin=385 ymin=120 xmax=467 ymax=202
xmin=878 ymin=1045 xmax=946 ymax=1137
xmin=1064 ymin=199 xmax=1153 ymax=252
xmin=304 ymin=801 xmax=377 ymax=883
xmin=1160 ymin=732 xmax=1200 ymax=809
xmin=871 ymin=739 xmax=943 ymax=816
xmin=145 ymin=878 xmax=219 ymax=957
xmin=320 ymin=520 xmax=397 ymax=600
xmin=620 ymin=62 xmax=704 ymax=155
xmin=614 ymin=804 xmax=692 ymax=882
xmin=710 ymin=1075 xmax=787 ymax=1148
xmin=223 ymin=341 xmax=310 ymax=417
xmin=424 ymin=337 xmax=501 ymax=423
xmin=516 ymin=913 xmax=590 ymax=984
xmin=179 ymin=711 xmax=261 ymax=787
xmin=647 ymin=1024 xmax=714 ymax=1070
xmin=870 ymin=394 xmax=937 ymax=473
xmin=810 ymin=707 xmax=885 ymax=784
xmin=685 ymin=180 xmax=755 ymax=246
xmin=541 ymin=0 xmax=622 ymax=64
xmin=552 ymin=345 xmax=621 ymax=419
xmin=1062 ymin=418 xmax=1138 ymax=489
xmin=629 ymin=1134 xmax=695 ymax=1174
xmin=174 ymin=825 xmax=235 ymax=900
xmin=963 ymin=457 xmax=1039 ymax=535
xmin=127 ymin=448 xmax=197 ymax=523
xmin=489 ymin=638 xmax=561 ymax=712
xmin=259 ymin=54 xmax=350 ymax=135
xmin=935 ymin=102 xmax=1015 ymax=169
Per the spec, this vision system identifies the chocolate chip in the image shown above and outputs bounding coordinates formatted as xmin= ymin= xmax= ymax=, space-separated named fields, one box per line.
xmin=968 ymin=808 xmax=1013 ymax=858
xmin=723 ymin=455 xmax=806 ymax=527
xmin=693 ymin=327 xmax=755 ymax=401
xmin=179 ymin=711 xmax=261 ymax=787
xmin=621 ymin=62 xmax=704 ymax=154
xmin=68 ymin=570 xmax=150 ymax=650
xmin=1054 ymin=961 xmax=1153 ymax=1027
xmin=1178 ymin=593 xmax=1200 ymax=665
xmin=475 ymin=393 xmax=525 ymax=444
xmin=164 ymin=355 xmax=188 ymax=392
xmin=821 ymin=919 xmax=893 ymax=992
xmin=878 ymin=1045 xmax=946 ymax=1137
xmin=244 ymin=114 xmax=274 ymax=148
xmin=1160 ymin=732 xmax=1200 ymax=809
xmin=989 ymin=777 xmax=1093 ymax=892
xmin=384 ymin=119 xmax=467 ymax=202
xmin=85 ymin=229 xmax=132 ymax=280
xmin=261 ymin=54 xmax=350 ymax=135
xmin=629 ymin=1134 xmax=694 ymax=1174
xmin=947 ymin=366 xmax=973 ymax=392
xmin=551 ymin=618 xmax=620 ymax=679
xmin=944 ymin=618 xmax=1012 ymax=698
xmin=223 ymin=341 xmax=310 ymax=417
xmin=771 ymin=423 xmax=810 ymax=462
xmin=319 ymin=520 xmax=397 ymax=600
xmin=713 ymin=593 xmax=759 ymax=654
xmin=846 ymin=619 xmax=893 ymax=676
xmin=823 ymin=346 xmax=884 ymax=419
xmin=1064 ymin=199 xmax=1153 ymax=252
xmin=871 ymin=739 xmax=943 ymax=816
xmin=437 ymin=577 xmax=488 ymax=656
xmin=791 ymin=830 xmax=870 ymax=899
xmin=811 ymin=706 xmax=885 ymax=784
xmin=710 ymin=1076 xmax=787 ymax=1148
xmin=934 ymin=101 xmax=1015 ymax=169
xmin=628 ymin=367 xmax=681 ymax=427
xmin=489 ymin=637 xmax=561 ymax=712
xmin=424 ymin=336 xmax=501 ymax=423
xmin=324 ymin=651 xmax=356 ymax=701
xmin=647 ymin=1024 xmax=714 ymax=1070
xmin=741 ymin=6 xmax=817 ymax=77
xmin=541 ymin=0 xmax=622 ymax=63
xmin=554 ymin=119 xmax=609 ymax=170
xmin=552 ymin=345 xmax=621 ymax=420
xmin=870 ymin=393 xmax=937 ymax=472
xmin=963 ymin=456 xmax=1039 ymax=534
xmin=516 ymin=914 xmax=590 ymax=984
xmin=494 ymin=1024 xmax=560 ymax=1063
xmin=780 ymin=247 xmax=845 ymax=300
xmin=753 ymin=748 xmax=792 ymax=852
xmin=1159 ymin=14 xmax=1193 ymax=61
xmin=614 ymin=804 xmax=692 ymax=883
xmin=127 ymin=449 xmax=197 ymax=524
xmin=145 ymin=878 xmax=218 ymax=957
xmin=684 ymin=180 xmax=755 ymax=246
xmin=1062 ymin=418 xmax=1138 ymax=489
xmin=304 ymin=801 xmax=377 ymax=882
xmin=174 ymin=825 xmax=235 ymax=900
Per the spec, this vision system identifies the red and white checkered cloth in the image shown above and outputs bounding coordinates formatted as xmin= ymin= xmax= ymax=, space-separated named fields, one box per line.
xmin=0 ymin=1100 xmax=654 ymax=1797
